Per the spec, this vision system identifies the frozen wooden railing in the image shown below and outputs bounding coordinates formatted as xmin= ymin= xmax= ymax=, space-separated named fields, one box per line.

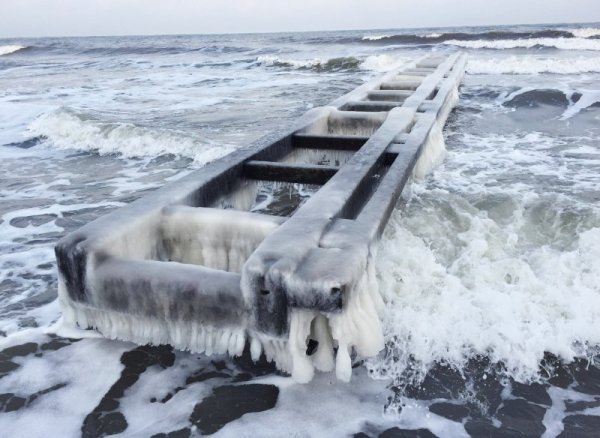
xmin=56 ymin=53 xmax=467 ymax=382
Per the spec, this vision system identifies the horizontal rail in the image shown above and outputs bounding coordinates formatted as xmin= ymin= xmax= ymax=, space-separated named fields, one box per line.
xmin=343 ymin=101 xmax=404 ymax=112
xmin=243 ymin=160 xmax=338 ymax=185
xmin=380 ymin=80 xmax=422 ymax=91
xmin=367 ymin=90 xmax=412 ymax=101
xmin=291 ymin=133 xmax=369 ymax=151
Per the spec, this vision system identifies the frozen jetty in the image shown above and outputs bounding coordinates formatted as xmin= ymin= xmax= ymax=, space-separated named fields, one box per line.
xmin=56 ymin=53 xmax=467 ymax=382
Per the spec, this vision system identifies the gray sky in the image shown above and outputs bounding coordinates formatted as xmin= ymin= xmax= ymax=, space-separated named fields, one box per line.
xmin=2 ymin=0 xmax=600 ymax=38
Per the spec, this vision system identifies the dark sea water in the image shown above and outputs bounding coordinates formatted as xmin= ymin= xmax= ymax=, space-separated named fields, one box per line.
xmin=1 ymin=22 xmax=600 ymax=437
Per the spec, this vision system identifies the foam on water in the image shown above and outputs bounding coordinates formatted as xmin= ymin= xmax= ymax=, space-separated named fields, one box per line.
xmin=255 ymin=55 xmax=323 ymax=69
xmin=561 ymin=89 xmax=600 ymax=119
xmin=362 ymin=35 xmax=392 ymax=41
xmin=367 ymin=127 xmax=600 ymax=389
xmin=468 ymin=56 xmax=600 ymax=75
xmin=0 ymin=334 xmax=129 ymax=437
xmin=361 ymin=54 xmax=412 ymax=72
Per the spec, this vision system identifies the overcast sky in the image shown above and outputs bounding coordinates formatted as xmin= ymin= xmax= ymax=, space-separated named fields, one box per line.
xmin=2 ymin=0 xmax=599 ymax=38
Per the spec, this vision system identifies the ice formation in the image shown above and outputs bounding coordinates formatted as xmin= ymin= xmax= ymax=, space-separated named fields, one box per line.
xmin=56 ymin=53 xmax=466 ymax=383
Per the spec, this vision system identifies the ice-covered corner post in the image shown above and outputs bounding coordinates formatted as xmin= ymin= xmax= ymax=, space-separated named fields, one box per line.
xmin=241 ymin=239 xmax=385 ymax=383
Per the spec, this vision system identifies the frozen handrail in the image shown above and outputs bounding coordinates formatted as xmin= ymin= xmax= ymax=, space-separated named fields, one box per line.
xmin=55 ymin=52 xmax=467 ymax=383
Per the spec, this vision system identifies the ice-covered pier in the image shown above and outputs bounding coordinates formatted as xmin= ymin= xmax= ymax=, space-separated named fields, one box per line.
xmin=56 ymin=53 xmax=467 ymax=382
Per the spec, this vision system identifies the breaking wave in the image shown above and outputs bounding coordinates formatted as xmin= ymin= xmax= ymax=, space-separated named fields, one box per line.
xmin=27 ymin=109 xmax=235 ymax=164
xmin=360 ymin=54 xmax=411 ymax=72
xmin=569 ymin=27 xmax=600 ymax=39
xmin=369 ymin=130 xmax=600 ymax=387
xmin=502 ymin=88 xmax=574 ymax=108
xmin=254 ymin=55 xmax=362 ymax=71
xmin=444 ymin=37 xmax=600 ymax=51
xmin=468 ymin=56 xmax=600 ymax=74
xmin=360 ymin=29 xmax=582 ymax=45
xmin=254 ymin=54 xmax=408 ymax=72
xmin=0 ymin=45 xmax=28 ymax=56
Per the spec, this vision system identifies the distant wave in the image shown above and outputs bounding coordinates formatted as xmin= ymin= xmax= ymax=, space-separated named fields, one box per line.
xmin=254 ymin=55 xmax=361 ymax=71
xmin=79 ymin=44 xmax=252 ymax=56
xmin=569 ymin=27 xmax=600 ymax=39
xmin=360 ymin=29 xmax=575 ymax=45
xmin=0 ymin=45 xmax=28 ymax=56
xmin=468 ymin=56 xmax=600 ymax=74
xmin=502 ymin=88 xmax=575 ymax=108
xmin=499 ymin=87 xmax=600 ymax=119
xmin=351 ymin=27 xmax=600 ymax=52
xmin=444 ymin=37 xmax=600 ymax=51
xmin=362 ymin=35 xmax=392 ymax=41
xmin=27 ymin=109 xmax=234 ymax=164
xmin=360 ymin=54 xmax=411 ymax=72
xmin=254 ymin=54 xmax=409 ymax=73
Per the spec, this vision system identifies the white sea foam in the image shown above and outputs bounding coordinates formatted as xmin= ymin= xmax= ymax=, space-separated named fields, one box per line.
xmin=27 ymin=109 xmax=235 ymax=164
xmin=561 ymin=89 xmax=600 ymax=119
xmin=0 ymin=333 xmax=129 ymax=438
xmin=569 ymin=27 xmax=600 ymax=39
xmin=468 ymin=56 xmax=600 ymax=74
xmin=445 ymin=37 xmax=600 ymax=51
xmin=367 ymin=130 xmax=600 ymax=387
xmin=0 ymin=45 xmax=27 ymax=56
xmin=254 ymin=55 xmax=321 ymax=69
xmin=362 ymin=35 xmax=391 ymax=41
xmin=255 ymin=54 xmax=407 ymax=73
xmin=361 ymin=54 xmax=410 ymax=72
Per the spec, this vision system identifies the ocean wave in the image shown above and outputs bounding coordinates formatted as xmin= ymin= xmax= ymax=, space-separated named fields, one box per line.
xmin=362 ymin=35 xmax=392 ymax=41
xmin=444 ymin=37 xmax=600 ymax=51
xmin=360 ymin=54 xmax=410 ymax=72
xmin=368 ymin=130 xmax=600 ymax=386
xmin=359 ymin=29 xmax=575 ymax=46
xmin=499 ymin=87 xmax=600 ymax=117
xmin=569 ymin=27 xmax=600 ymax=39
xmin=0 ymin=45 xmax=28 ymax=56
xmin=468 ymin=56 xmax=600 ymax=74
xmin=79 ymin=44 xmax=251 ymax=56
xmin=254 ymin=55 xmax=361 ymax=71
xmin=27 ymin=109 xmax=235 ymax=164
xmin=254 ymin=54 xmax=409 ymax=73
xmin=502 ymin=88 xmax=573 ymax=108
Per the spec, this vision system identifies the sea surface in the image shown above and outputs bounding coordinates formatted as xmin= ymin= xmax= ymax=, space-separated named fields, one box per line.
xmin=1 ymin=22 xmax=600 ymax=437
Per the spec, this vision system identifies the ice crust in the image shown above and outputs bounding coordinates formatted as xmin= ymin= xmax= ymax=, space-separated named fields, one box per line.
xmin=56 ymin=53 xmax=465 ymax=383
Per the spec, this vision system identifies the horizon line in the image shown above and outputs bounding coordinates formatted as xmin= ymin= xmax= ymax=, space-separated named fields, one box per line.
xmin=1 ymin=19 xmax=599 ymax=41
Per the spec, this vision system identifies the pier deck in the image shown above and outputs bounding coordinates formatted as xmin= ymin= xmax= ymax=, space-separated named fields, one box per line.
xmin=56 ymin=53 xmax=467 ymax=382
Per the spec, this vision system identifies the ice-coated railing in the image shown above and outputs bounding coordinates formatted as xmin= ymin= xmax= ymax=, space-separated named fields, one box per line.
xmin=55 ymin=53 xmax=467 ymax=382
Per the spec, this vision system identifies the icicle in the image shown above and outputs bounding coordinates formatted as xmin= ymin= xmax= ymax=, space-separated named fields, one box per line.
xmin=288 ymin=310 xmax=316 ymax=383
xmin=311 ymin=314 xmax=335 ymax=372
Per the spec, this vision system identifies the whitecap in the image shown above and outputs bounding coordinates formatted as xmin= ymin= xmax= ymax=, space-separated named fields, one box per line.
xmin=444 ymin=37 xmax=600 ymax=51
xmin=0 ymin=45 xmax=27 ymax=56
xmin=468 ymin=56 xmax=600 ymax=74
xmin=27 ymin=109 xmax=235 ymax=164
